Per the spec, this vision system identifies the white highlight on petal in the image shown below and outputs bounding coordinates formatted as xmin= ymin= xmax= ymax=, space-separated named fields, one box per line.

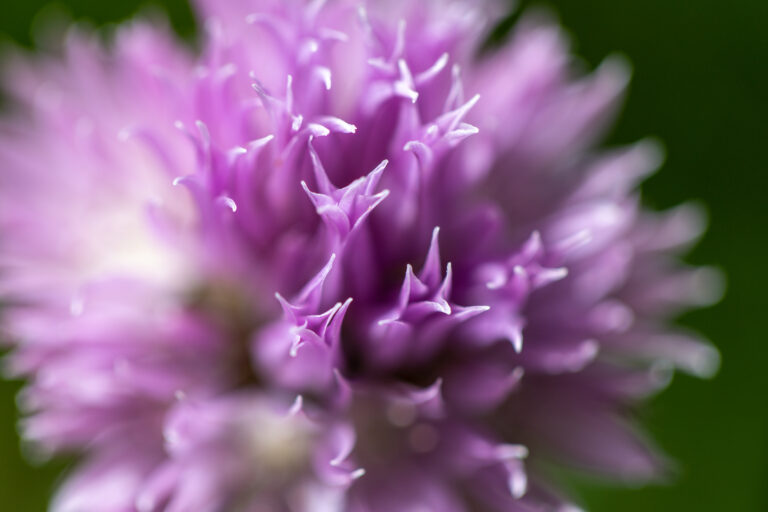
xmin=416 ymin=52 xmax=450 ymax=85
xmin=216 ymin=196 xmax=237 ymax=213
xmin=317 ymin=116 xmax=357 ymax=134
xmin=290 ymin=114 xmax=304 ymax=132
xmin=307 ymin=123 xmax=331 ymax=137
xmin=495 ymin=444 xmax=529 ymax=460
xmin=509 ymin=470 xmax=528 ymax=499
xmin=318 ymin=27 xmax=349 ymax=42
xmin=391 ymin=19 xmax=407 ymax=62
xmin=315 ymin=66 xmax=333 ymax=90
xmin=288 ymin=395 xmax=304 ymax=417
xmin=248 ymin=134 xmax=276 ymax=150
xmin=506 ymin=323 xmax=524 ymax=353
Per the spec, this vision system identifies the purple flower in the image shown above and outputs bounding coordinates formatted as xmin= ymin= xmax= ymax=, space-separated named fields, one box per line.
xmin=0 ymin=1 xmax=722 ymax=511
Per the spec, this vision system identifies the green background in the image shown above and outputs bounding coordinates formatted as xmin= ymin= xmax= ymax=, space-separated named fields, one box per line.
xmin=1 ymin=0 xmax=766 ymax=510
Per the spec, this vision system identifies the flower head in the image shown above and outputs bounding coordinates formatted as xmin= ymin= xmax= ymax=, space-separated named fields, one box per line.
xmin=0 ymin=1 xmax=721 ymax=511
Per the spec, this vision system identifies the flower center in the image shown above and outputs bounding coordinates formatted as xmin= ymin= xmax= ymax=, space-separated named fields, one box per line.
xmin=237 ymin=403 xmax=316 ymax=486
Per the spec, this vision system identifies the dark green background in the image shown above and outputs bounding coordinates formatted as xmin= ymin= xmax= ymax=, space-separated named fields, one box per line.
xmin=1 ymin=0 xmax=766 ymax=510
